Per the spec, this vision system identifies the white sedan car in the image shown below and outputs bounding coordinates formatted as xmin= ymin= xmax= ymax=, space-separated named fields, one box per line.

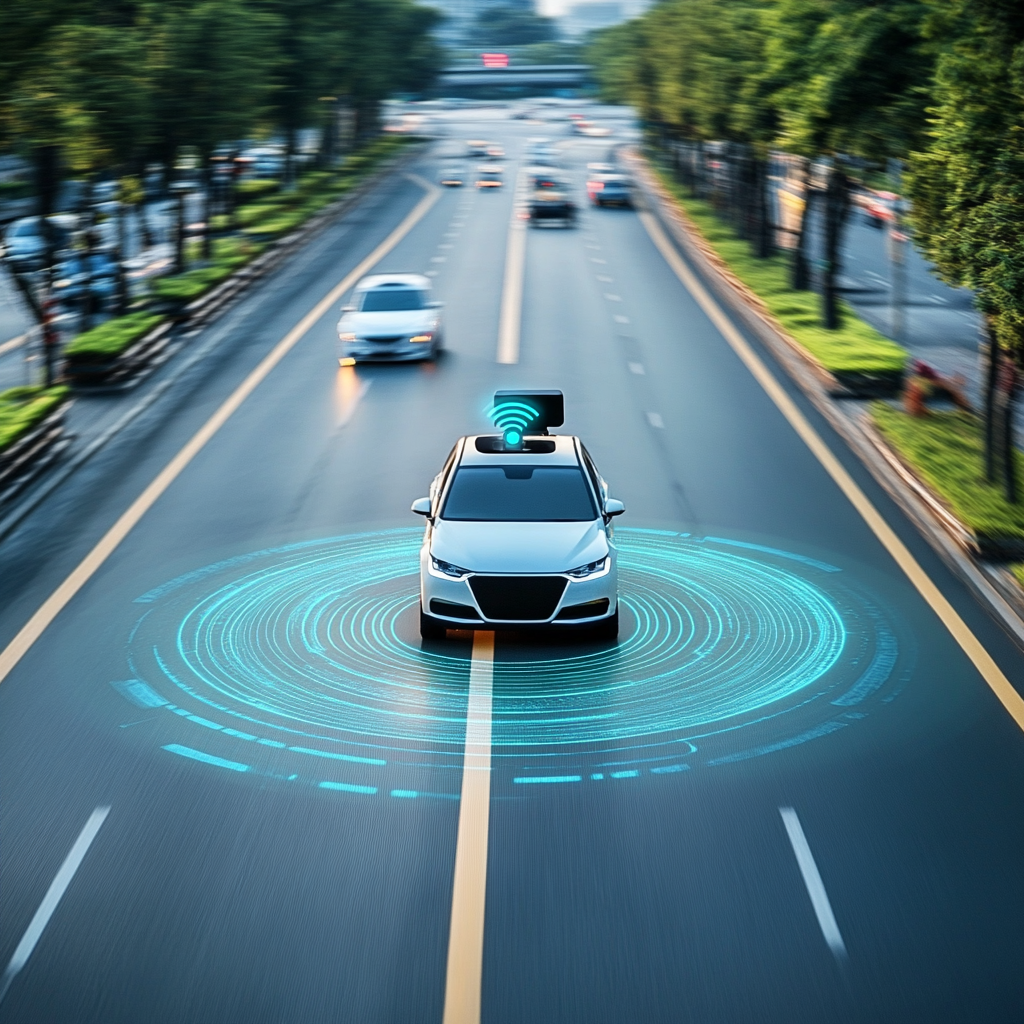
xmin=412 ymin=425 xmax=624 ymax=641
xmin=337 ymin=274 xmax=443 ymax=363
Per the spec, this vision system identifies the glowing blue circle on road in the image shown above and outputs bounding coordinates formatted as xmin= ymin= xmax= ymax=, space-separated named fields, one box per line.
xmin=125 ymin=529 xmax=891 ymax=765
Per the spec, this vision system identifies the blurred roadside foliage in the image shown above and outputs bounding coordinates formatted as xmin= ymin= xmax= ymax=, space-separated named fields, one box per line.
xmin=588 ymin=0 xmax=1024 ymax=496
xmin=0 ymin=0 xmax=442 ymax=209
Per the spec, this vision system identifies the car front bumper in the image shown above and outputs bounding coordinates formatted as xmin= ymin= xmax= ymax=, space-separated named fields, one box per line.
xmin=339 ymin=337 xmax=436 ymax=362
xmin=420 ymin=548 xmax=617 ymax=627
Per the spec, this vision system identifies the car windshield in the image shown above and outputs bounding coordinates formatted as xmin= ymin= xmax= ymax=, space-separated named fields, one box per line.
xmin=10 ymin=220 xmax=39 ymax=238
xmin=442 ymin=466 xmax=596 ymax=522
xmin=360 ymin=288 xmax=425 ymax=312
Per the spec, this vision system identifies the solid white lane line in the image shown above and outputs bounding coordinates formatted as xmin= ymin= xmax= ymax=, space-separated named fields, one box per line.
xmin=639 ymin=208 xmax=1024 ymax=733
xmin=496 ymin=168 xmax=527 ymax=365
xmin=0 ymin=806 xmax=111 ymax=1004
xmin=442 ymin=631 xmax=495 ymax=1024
xmin=0 ymin=176 xmax=440 ymax=689
xmin=779 ymin=807 xmax=847 ymax=960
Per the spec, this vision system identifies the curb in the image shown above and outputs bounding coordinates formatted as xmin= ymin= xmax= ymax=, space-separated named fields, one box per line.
xmin=627 ymin=149 xmax=1024 ymax=649
xmin=0 ymin=400 xmax=73 ymax=509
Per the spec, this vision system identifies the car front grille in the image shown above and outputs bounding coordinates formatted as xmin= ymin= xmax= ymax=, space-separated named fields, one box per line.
xmin=468 ymin=575 xmax=567 ymax=621
xmin=365 ymin=336 xmax=403 ymax=344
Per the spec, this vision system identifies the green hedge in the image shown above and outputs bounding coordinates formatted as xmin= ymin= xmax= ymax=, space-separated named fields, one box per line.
xmin=655 ymin=168 xmax=907 ymax=377
xmin=150 ymin=237 xmax=263 ymax=302
xmin=0 ymin=385 xmax=70 ymax=453
xmin=871 ymin=403 xmax=1024 ymax=539
xmin=236 ymin=178 xmax=280 ymax=202
xmin=63 ymin=311 xmax=166 ymax=362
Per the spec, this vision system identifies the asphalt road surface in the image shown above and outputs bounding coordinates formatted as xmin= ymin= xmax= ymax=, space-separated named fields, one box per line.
xmin=1 ymin=112 xmax=1023 ymax=1024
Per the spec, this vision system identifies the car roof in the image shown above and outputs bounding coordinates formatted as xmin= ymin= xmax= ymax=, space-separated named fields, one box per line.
xmin=459 ymin=434 xmax=580 ymax=467
xmin=355 ymin=273 xmax=430 ymax=291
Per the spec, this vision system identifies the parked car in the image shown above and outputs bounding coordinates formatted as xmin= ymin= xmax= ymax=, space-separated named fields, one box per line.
xmin=51 ymin=250 xmax=119 ymax=307
xmin=2 ymin=215 xmax=76 ymax=272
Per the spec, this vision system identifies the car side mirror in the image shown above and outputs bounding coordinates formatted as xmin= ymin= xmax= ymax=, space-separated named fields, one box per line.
xmin=341 ymin=304 xmax=356 ymax=313
xmin=411 ymin=497 xmax=432 ymax=516
xmin=604 ymin=498 xmax=625 ymax=517
xmin=428 ymin=300 xmax=444 ymax=309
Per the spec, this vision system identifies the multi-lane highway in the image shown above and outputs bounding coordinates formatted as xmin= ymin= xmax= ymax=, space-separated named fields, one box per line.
xmin=1 ymin=110 xmax=1023 ymax=1023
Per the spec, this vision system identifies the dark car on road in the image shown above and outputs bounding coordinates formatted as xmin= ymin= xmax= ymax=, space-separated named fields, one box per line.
xmin=528 ymin=178 xmax=576 ymax=227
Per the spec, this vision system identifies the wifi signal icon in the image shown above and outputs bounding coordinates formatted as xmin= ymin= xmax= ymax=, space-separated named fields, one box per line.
xmin=491 ymin=400 xmax=539 ymax=449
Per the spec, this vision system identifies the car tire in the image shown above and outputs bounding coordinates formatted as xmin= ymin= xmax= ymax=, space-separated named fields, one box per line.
xmin=591 ymin=609 xmax=618 ymax=642
xmin=420 ymin=605 xmax=448 ymax=640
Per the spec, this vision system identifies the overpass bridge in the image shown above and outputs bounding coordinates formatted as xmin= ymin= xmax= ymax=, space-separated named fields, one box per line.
xmin=433 ymin=64 xmax=593 ymax=99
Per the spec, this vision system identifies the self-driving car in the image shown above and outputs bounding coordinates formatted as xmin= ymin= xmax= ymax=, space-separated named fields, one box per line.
xmin=412 ymin=391 xmax=624 ymax=640
xmin=337 ymin=274 xmax=443 ymax=363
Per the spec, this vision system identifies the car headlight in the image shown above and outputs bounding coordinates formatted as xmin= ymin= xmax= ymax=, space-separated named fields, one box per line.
xmin=431 ymin=557 xmax=472 ymax=579
xmin=566 ymin=556 xmax=609 ymax=579
xmin=338 ymin=332 xmax=357 ymax=342
xmin=410 ymin=333 xmax=433 ymax=343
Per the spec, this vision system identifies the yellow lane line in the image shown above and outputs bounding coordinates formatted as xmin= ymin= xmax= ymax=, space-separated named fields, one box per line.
xmin=639 ymin=209 xmax=1024 ymax=732
xmin=443 ymin=630 xmax=495 ymax=1024
xmin=497 ymin=168 xmax=528 ymax=365
xmin=0 ymin=176 xmax=441 ymax=687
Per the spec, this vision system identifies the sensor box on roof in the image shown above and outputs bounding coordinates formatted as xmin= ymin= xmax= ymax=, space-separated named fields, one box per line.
xmin=492 ymin=390 xmax=564 ymax=432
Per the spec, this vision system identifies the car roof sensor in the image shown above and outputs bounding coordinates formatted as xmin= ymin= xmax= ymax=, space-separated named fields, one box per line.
xmin=490 ymin=390 xmax=564 ymax=450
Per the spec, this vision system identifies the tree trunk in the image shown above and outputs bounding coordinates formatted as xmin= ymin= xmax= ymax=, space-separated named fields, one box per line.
xmin=821 ymin=164 xmax=850 ymax=330
xmin=995 ymin=357 xmax=1018 ymax=503
xmin=79 ymin=178 xmax=95 ymax=334
xmin=33 ymin=144 xmax=61 ymax=289
xmin=981 ymin=319 xmax=999 ymax=483
xmin=201 ymin=160 xmax=212 ymax=261
xmin=752 ymin=155 xmax=771 ymax=258
xmin=174 ymin=188 xmax=186 ymax=274
xmin=285 ymin=124 xmax=297 ymax=188
xmin=790 ymin=158 xmax=811 ymax=290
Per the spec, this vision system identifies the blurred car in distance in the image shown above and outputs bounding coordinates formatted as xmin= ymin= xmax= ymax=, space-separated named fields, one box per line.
xmin=466 ymin=140 xmax=489 ymax=158
xmin=440 ymin=165 xmax=465 ymax=187
xmin=529 ymin=178 xmax=576 ymax=226
xmin=476 ymin=164 xmax=504 ymax=188
xmin=486 ymin=144 xmax=505 ymax=159
xmin=589 ymin=172 xmax=632 ymax=207
xmin=337 ymin=274 xmax=443 ymax=363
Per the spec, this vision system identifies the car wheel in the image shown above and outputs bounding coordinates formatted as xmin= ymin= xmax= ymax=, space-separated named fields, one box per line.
xmin=420 ymin=605 xmax=447 ymax=640
xmin=591 ymin=609 xmax=618 ymax=642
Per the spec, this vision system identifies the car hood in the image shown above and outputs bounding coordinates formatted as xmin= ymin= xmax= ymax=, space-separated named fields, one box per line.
xmin=430 ymin=519 xmax=607 ymax=574
xmin=341 ymin=309 xmax=435 ymax=336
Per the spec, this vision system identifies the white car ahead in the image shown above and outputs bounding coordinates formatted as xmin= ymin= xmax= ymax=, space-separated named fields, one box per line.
xmin=412 ymin=392 xmax=624 ymax=641
xmin=337 ymin=274 xmax=443 ymax=363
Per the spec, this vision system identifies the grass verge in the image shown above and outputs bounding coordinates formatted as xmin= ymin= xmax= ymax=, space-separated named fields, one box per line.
xmin=653 ymin=166 xmax=907 ymax=380
xmin=63 ymin=311 xmax=166 ymax=363
xmin=0 ymin=385 xmax=70 ymax=453
xmin=871 ymin=402 xmax=1024 ymax=539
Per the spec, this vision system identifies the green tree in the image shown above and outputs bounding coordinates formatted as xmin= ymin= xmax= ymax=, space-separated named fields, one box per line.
xmin=906 ymin=0 xmax=1024 ymax=500
xmin=150 ymin=0 xmax=279 ymax=256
